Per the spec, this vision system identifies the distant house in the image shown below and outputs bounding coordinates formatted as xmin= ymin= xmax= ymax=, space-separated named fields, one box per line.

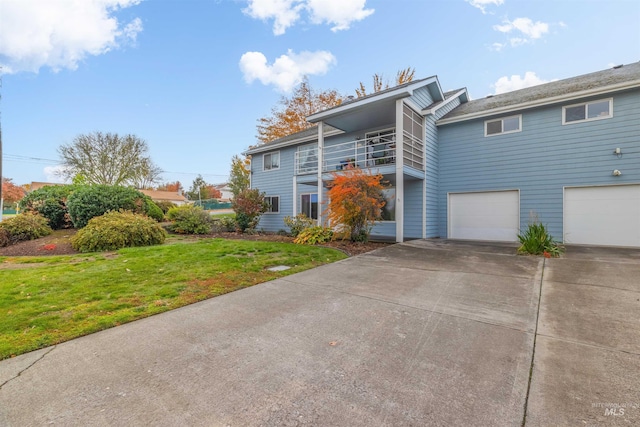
xmin=213 ymin=183 xmax=233 ymax=201
xmin=29 ymin=182 xmax=65 ymax=192
xmin=139 ymin=190 xmax=188 ymax=206
xmin=245 ymin=62 xmax=640 ymax=247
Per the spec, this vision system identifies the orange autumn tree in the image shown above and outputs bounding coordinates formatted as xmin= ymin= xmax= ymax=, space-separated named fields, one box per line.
xmin=326 ymin=168 xmax=387 ymax=242
xmin=1 ymin=178 xmax=26 ymax=204
xmin=257 ymin=77 xmax=343 ymax=144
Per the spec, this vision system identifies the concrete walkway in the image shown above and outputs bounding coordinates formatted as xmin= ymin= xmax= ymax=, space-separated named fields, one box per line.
xmin=0 ymin=240 xmax=638 ymax=426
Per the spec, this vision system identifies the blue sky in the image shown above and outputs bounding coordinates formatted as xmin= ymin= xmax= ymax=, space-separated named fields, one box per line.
xmin=1 ymin=0 xmax=639 ymax=188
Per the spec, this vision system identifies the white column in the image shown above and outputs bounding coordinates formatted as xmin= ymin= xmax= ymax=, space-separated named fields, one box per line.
xmin=317 ymin=121 xmax=324 ymax=225
xmin=422 ymin=116 xmax=427 ymax=239
xmin=292 ymin=176 xmax=297 ymax=216
xmin=395 ymin=100 xmax=404 ymax=243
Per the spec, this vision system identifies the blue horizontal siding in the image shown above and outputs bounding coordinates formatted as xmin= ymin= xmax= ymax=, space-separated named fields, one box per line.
xmin=437 ymin=89 xmax=640 ymax=240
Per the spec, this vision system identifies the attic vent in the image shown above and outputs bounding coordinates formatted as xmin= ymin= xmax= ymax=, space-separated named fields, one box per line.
xmin=613 ymin=64 xmax=623 ymax=69
xmin=486 ymin=95 xmax=494 ymax=98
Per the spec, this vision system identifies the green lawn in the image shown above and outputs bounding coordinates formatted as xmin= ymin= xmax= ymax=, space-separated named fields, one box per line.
xmin=0 ymin=239 xmax=346 ymax=359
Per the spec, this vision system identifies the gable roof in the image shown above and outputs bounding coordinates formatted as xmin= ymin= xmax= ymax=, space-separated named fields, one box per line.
xmin=438 ymin=62 xmax=640 ymax=124
xmin=244 ymin=124 xmax=342 ymax=155
xmin=139 ymin=190 xmax=188 ymax=203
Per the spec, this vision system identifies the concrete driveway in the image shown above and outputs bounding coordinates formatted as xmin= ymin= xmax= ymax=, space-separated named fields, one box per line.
xmin=0 ymin=240 xmax=638 ymax=426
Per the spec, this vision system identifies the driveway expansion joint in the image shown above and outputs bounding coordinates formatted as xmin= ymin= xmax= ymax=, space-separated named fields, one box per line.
xmin=0 ymin=346 xmax=56 ymax=390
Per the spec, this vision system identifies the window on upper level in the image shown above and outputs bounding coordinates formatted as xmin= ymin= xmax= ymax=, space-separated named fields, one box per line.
xmin=263 ymin=151 xmax=280 ymax=171
xmin=265 ymin=196 xmax=279 ymax=213
xmin=563 ymin=98 xmax=612 ymax=124
xmin=485 ymin=115 xmax=521 ymax=137
xmin=297 ymin=144 xmax=317 ymax=174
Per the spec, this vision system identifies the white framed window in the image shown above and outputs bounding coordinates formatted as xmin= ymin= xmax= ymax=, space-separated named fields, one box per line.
xmin=265 ymin=196 xmax=279 ymax=214
xmin=562 ymin=98 xmax=612 ymax=125
xmin=263 ymin=151 xmax=280 ymax=171
xmin=300 ymin=193 xmax=318 ymax=220
xmin=485 ymin=115 xmax=522 ymax=137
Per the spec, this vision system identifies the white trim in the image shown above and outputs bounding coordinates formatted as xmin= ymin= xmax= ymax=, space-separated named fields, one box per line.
xmin=484 ymin=114 xmax=522 ymax=137
xmin=421 ymin=89 xmax=468 ymax=116
xmin=317 ymin=122 xmax=324 ymax=225
xmin=292 ymin=177 xmax=297 ymax=217
xmin=437 ymin=80 xmax=640 ymax=125
xmin=264 ymin=195 xmax=280 ymax=214
xmin=562 ymin=97 xmax=613 ymax=125
xmin=263 ymin=151 xmax=280 ymax=171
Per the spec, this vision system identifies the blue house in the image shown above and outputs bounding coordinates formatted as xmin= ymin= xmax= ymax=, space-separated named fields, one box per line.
xmin=245 ymin=62 xmax=640 ymax=247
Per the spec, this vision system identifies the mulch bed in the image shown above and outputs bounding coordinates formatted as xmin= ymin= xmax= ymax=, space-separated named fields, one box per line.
xmin=0 ymin=230 xmax=389 ymax=258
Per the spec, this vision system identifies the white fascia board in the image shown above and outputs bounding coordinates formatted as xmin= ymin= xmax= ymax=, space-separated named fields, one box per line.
xmin=436 ymin=80 xmax=640 ymax=125
xmin=307 ymin=77 xmax=439 ymax=123
xmin=421 ymin=89 xmax=469 ymax=116
xmin=243 ymin=129 xmax=343 ymax=155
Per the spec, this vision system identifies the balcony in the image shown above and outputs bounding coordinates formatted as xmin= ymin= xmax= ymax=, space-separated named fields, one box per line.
xmin=295 ymin=132 xmax=423 ymax=175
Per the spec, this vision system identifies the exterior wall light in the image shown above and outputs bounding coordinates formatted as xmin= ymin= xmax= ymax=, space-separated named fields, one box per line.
xmin=612 ymin=169 xmax=622 ymax=176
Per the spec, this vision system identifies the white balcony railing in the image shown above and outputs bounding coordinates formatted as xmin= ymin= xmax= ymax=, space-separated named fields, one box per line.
xmin=295 ymin=133 xmax=404 ymax=175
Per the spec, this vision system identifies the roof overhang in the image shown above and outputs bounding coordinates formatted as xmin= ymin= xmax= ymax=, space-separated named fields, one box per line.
xmin=307 ymin=77 xmax=441 ymax=132
xmin=437 ymin=80 xmax=640 ymax=125
xmin=243 ymin=127 xmax=344 ymax=155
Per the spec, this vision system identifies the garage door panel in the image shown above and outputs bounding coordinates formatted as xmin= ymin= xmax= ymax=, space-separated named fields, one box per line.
xmin=449 ymin=191 xmax=519 ymax=242
xmin=564 ymin=185 xmax=640 ymax=247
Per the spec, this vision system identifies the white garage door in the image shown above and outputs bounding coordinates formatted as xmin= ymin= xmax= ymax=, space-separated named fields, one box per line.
xmin=564 ymin=185 xmax=640 ymax=247
xmin=449 ymin=190 xmax=520 ymax=242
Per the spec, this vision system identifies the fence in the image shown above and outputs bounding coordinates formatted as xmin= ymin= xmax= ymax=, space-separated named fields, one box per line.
xmin=192 ymin=199 xmax=232 ymax=210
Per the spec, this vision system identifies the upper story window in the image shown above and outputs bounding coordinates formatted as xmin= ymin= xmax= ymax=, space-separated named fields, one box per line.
xmin=265 ymin=196 xmax=279 ymax=213
xmin=563 ymin=98 xmax=612 ymax=124
xmin=263 ymin=151 xmax=280 ymax=171
xmin=485 ymin=115 xmax=521 ymax=137
xmin=297 ymin=144 xmax=317 ymax=174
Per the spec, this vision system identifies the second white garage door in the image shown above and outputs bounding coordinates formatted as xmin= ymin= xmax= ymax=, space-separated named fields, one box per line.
xmin=564 ymin=184 xmax=640 ymax=247
xmin=448 ymin=190 xmax=520 ymax=242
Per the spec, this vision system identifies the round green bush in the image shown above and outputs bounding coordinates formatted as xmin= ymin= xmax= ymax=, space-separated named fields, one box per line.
xmin=71 ymin=211 xmax=167 ymax=252
xmin=143 ymin=198 xmax=165 ymax=222
xmin=67 ymin=185 xmax=156 ymax=228
xmin=0 ymin=213 xmax=53 ymax=244
xmin=19 ymin=185 xmax=77 ymax=229
xmin=166 ymin=205 xmax=213 ymax=234
xmin=154 ymin=200 xmax=177 ymax=214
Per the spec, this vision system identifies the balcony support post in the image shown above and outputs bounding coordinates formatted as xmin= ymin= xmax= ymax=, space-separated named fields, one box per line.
xmin=395 ymin=100 xmax=404 ymax=243
xmin=317 ymin=121 xmax=324 ymax=225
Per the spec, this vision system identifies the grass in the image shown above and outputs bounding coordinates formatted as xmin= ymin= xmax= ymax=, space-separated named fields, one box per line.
xmin=0 ymin=239 xmax=346 ymax=359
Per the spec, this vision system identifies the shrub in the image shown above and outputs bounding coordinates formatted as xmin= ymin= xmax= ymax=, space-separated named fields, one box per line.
xmin=0 ymin=228 xmax=10 ymax=248
xmin=327 ymin=168 xmax=386 ymax=242
xmin=166 ymin=205 xmax=213 ymax=234
xmin=0 ymin=213 xmax=53 ymax=244
xmin=143 ymin=198 xmax=165 ymax=222
xmin=19 ymin=185 xmax=77 ymax=229
xmin=232 ymin=189 xmax=268 ymax=232
xmin=211 ymin=216 xmax=237 ymax=232
xmin=71 ymin=211 xmax=167 ymax=252
xmin=67 ymin=185 xmax=153 ymax=228
xmin=154 ymin=200 xmax=177 ymax=214
xmin=283 ymin=213 xmax=315 ymax=237
xmin=518 ymin=216 xmax=563 ymax=257
xmin=294 ymin=226 xmax=333 ymax=245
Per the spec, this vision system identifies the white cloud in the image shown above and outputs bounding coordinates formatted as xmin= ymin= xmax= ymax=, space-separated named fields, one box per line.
xmin=306 ymin=0 xmax=374 ymax=32
xmin=43 ymin=166 xmax=71 ymax=183
xmin=0 ymin=0 xmax=143 ymax=74
xmin=493 ymin=17 xmax=549 ymax=47
xmin=466 ymin=0 xmax=504 ymax=14
xmin=491 ymin=71 xmax=554 ymax=95
xmin=239 ymin=49 xmax=337 ymax=92
xmin=243 ymin=0 xmax=304 ymax=36
xmin=243 ymin=0 xmax=374 ymax=35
